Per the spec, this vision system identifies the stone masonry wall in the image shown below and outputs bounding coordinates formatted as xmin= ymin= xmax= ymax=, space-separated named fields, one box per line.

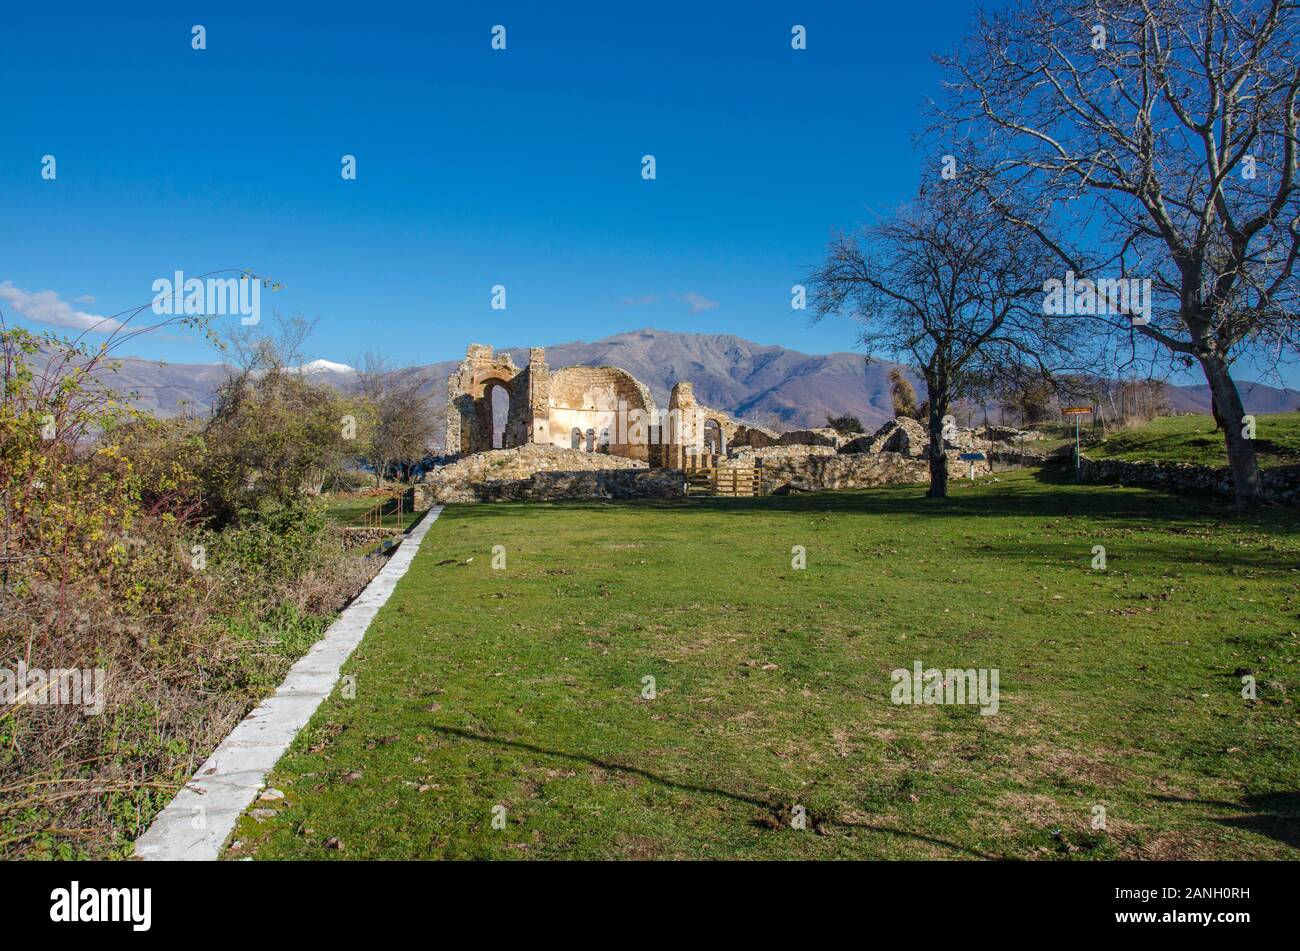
xmin=731 ymin=447 xmax=1009 ymax=492
xmin=477 ymin=468 xmax=685 ymax=502
xmin=546 ymin=365 xmax=658 ymax=461
xmin=1078 ymin=456 xmax=1300 ymax=504
xmin=336 ymin=527 xmax=401 ymax=550
xmin=755 ymin=451 xmax=936 ymax=492
xmin=416 ymin=444 xmax=670 ymax=504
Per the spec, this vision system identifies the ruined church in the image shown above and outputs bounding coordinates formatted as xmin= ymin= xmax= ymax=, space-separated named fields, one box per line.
xmin=445 ymin=344 xmax=755 ymax=467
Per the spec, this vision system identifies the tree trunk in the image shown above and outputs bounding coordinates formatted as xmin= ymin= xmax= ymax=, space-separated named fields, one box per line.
xmin=926 ymin=393 xmax=950 ymax=499
xmin=1199 ymin=351 xmax=1264 ymax=507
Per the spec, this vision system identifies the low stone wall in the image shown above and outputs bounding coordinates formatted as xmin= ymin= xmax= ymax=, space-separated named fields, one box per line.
xmin=776 ymin=427 xmax=843 ymax=448
xmin=417 ymin=444 xmax=653 ymax=504
xmin=988 ymin=448 xmax=1053 ymax=468
xmin=729 ymin=444 xmax=837 ymax=463
xmin=427 ymin=467 xmax=685 ymax=504
xmin=336 ymin=527 xmax=400 ymax=550
xmin=1078 ymin=456 xmax=1300 ymax=503
xmin=753 ymin=449 xmax=1040 ymax=493
xmin=416 ymin=442 xmax=1050 ymax=503
xmin=758 ymin=451 xmax=929 ymax=492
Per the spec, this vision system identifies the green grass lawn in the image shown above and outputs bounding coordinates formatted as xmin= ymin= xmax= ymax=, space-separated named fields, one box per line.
xmin=230 ymin=468 xmax=1300 ymax=860
xmin=1086 ymin=413 xmax=1300 ymax=469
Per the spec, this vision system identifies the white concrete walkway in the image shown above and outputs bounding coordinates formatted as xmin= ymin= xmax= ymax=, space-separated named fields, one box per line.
xmin=133 ymin=505 xmax=443 ymax=861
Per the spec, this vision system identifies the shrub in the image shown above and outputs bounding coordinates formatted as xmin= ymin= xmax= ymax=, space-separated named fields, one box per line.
xmin=888 ymin=368 xmax=919 ymax=419
xmin=0 ymin=330 xmax=380 ymax=858
xmin=202 ymin=367 xmax=351 ymax=524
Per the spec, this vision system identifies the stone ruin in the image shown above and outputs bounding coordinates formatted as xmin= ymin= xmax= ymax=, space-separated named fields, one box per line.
xmin=424 ymin=343 xmax=1045 ymax=503
xmin=443 ymin=344 xmax=753 ymax=466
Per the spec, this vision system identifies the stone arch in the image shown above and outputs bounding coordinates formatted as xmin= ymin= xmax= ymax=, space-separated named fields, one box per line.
xmin=570 ymin=427 xmax=583 ymax=449
xmin=446 ymin=345 xmax=532 ymax=454
xmin=488 ymin=382 xmax=510 ymax=448
xmin=703 ymin=418 xmax=724 ymax=454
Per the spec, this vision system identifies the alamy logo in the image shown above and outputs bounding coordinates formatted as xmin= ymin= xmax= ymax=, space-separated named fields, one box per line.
xmin=1 ymin=662 xmax=105 ymax=714
xmin=574 ymin=401 xmax=715 ymax=449
xmin=151 ymin=270 xmax=260 ymax=325
xmin=50 ymin=882 xmax=151 ymax=931
xmin=1042 ymin=270 xmax=1151 ymax=326
xmin=890 ymin=660 xmax=999 ymax=715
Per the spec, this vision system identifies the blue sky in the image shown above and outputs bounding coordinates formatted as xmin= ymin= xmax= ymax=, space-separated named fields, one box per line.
xmin=8 ymin=1 xmax=1288 ymax=388
xmin=1 ymin=1 xmax=978 ymax=367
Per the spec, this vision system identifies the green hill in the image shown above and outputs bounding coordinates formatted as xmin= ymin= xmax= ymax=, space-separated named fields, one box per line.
xmin=1087 ymin=413 xmax=1300 ymax=469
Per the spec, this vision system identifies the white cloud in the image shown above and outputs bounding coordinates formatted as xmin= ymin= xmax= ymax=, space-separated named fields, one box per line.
xmin=0 ymin=281 xmax=120 ymax=332
xmin=677 ymin=291 xmax=719 ymax=313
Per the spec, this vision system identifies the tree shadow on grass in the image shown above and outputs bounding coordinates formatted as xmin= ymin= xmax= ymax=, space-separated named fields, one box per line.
xmin=1152 ymin=792 xmax=1300 ymax=851
xmin=965 ymin=539 xmax=1297 ymax=575
xmin=429 ymin=724 xmax=1001 ymax=859
xmin=431 ymin=466 xmax=1300 ymax=536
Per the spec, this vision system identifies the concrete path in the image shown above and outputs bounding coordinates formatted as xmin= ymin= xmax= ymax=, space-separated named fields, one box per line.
xmin=133 ymin=506 xmax=444 ymax=861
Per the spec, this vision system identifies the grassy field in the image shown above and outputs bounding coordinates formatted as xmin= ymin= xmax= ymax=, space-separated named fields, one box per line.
xmin=229 ymin=468 xmax=1300 ymax=860
xmin=1085 ymin=413 xmax=1300 ymax=469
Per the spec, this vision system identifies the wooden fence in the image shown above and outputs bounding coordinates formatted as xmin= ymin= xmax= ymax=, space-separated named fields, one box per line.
xmin=684 ymin=461 xmax=765 ymax=497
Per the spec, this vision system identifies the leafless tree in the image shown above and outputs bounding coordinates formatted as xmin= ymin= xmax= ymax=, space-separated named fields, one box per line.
xmin=934 ymin=0 xmax=1300 ymax=504
xmin=218 ymin=311 xmax=318 ymax=374
xmin=353 ymin=353 xmax=437 ymax=486
xmin=808 ymin=183 xmax=1080 ymax=497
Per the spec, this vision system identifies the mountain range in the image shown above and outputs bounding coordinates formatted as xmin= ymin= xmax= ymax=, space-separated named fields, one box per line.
xmin=56 ymin=328 xmax=1300 ymax=436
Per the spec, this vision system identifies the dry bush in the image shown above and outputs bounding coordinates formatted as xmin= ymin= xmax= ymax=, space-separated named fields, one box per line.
xmin=1 ymin=326 xmax=383 ymax=858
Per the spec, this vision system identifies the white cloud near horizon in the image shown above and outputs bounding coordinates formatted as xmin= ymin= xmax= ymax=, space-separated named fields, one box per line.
xmin=0 ymin=281 xmax=121 ymax=332
xmin=677 ymin=290 xmax=719 ymax=313
xmin=622 ymin=291 xmax=719 ymax=312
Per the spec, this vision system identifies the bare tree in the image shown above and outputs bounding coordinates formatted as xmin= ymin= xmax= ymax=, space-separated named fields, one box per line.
xmin=808 ymin=184 xmax=1078 ymax=497
xmin=935 ymin=0 xmax=1300 ymax=504
xmin=218 ymin=312 xmax=318 ymax=374
xmin=353 ymin=353 xmax=437 ymax=486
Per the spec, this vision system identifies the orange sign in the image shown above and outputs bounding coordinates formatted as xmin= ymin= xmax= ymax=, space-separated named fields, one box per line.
xmin=1061 ymin=406 xmax=1093 ymax=416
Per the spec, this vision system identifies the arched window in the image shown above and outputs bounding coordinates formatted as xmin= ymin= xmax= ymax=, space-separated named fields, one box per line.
xmin=703 ymin=418 xmax=724 ymax=454
xmin=488 ymin=382 xmax=510 ymax=449
xmin=598 ymin=428 xmax=611 ymax=452
xmin=571 ymin=427 xmax=583 ymax=450
xmin=585 ymin=428 xmax=596 ymax=452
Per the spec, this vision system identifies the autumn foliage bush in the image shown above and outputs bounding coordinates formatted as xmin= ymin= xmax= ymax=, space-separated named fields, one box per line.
xmin=0 ymin=326 xmax=377 ymax=858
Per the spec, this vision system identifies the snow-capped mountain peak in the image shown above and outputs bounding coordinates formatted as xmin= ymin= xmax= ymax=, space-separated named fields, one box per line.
xmin=296 ymin=359 xmax=356 ymax=375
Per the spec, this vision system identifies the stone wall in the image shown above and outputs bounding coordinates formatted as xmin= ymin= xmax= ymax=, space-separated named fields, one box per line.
xmin=546 ymin=365 xmax=658 ymax=461
xmin=988 ymin=448 xmax=1053 ymax=468
xmin=755 ymin=451 xmax=988 ymax=492
xmin=731 ymin=424 xmax=780 ymax=448
xmin=476 ymin=468 xmax=684 ymax=502
xmin=728 ymin=444 xmax=836 ymax=463
xmin=336 ymin=526 xmax=401 ymax=550
xmin=417 ymin=444 xmax=663 ymax=504
xmin=838 ymin=417 xmax=1044 ymax=458
xmin=445 ymin=345 xmax=530 ymax=454
xmin=777 ymin=427 xmax=843 ymax=448
xmin=1078 ymin=456 xmax=1300 ymax=503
